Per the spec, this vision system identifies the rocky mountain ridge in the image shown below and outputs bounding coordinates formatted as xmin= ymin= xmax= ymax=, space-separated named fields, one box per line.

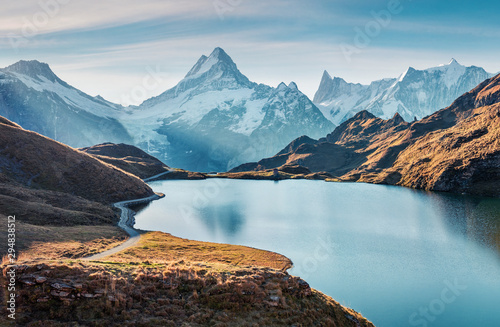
xmin=234 ymin=73 xmax=500 ymax=197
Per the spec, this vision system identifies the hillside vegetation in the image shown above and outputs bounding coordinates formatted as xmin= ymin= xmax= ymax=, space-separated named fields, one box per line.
xmin=80 ymin=143 xmax=170 ymax=180
xmin=0 ymin=116 xmax=154 ymax=259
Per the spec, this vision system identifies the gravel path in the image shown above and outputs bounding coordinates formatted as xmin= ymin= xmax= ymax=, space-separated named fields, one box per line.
xmin=143 ymin=170 xmax=173 ymax=183
xmin=85 ymin=193 xmax=164 ymax=261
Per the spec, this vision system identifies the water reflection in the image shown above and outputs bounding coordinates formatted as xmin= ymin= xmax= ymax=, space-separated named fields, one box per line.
xmin=428 ymin=192 xmax=500 ymax=257
xmin=197 ymin=204 xmax=245 ymax=238
xmin=129 ymin=202 xmax=152 ymax=213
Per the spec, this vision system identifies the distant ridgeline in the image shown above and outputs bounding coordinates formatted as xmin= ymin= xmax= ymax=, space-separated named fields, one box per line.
xmin=314 ymin=59 xmax=494 ymax=125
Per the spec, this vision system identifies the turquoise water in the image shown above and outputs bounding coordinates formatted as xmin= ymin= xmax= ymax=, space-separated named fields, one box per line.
xmin=134 ymin=179 xmax=500 ymax=327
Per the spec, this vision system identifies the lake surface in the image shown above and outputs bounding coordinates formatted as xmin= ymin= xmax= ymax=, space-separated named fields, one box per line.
xmin=135 ymin=179 xmax=500 ymax=327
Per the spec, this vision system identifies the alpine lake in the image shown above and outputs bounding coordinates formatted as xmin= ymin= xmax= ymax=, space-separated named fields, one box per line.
xmin=134 ymin=179 xmax=500 ymax=327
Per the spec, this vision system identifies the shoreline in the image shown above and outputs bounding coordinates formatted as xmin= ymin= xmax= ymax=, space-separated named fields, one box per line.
xmin=115 ymin=192 xmax=165 ymax=232
xmin=84 ymin=192 xmax=165 ymax=260
xmin=8 ymin=179 xmax=375 ymax=326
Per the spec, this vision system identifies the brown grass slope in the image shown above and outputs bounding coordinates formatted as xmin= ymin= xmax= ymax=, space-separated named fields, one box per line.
xmin=233 ymin=74 xmax=500 ymax=197
xmin=370 ymin=103 xmax=500 ymax=196
xmin=2 ymin=261 xmax=374 ymax=327
xmin=80 ymin=143 xmax=170 ymax=179
xmin=103 ymin=231 xmax=293 ymax=270
xmin=356 ymin=74 xmax=500 ymax=196
xmin=0 ymin=119 xmax=154 ymax=203
xmin=0 ymin=116 xmax=154 ymax=258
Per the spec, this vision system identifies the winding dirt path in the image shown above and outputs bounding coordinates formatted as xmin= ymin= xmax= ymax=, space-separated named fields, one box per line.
xmin=143 ymin=170 xmax=172 ymax=183
xmin=85 ymin=193 xmax=164 ymax=261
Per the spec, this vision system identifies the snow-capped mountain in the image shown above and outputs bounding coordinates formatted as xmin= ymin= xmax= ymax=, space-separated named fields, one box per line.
xmin=314 ymin=59 xmax=494 ymax=124
xmin=123 ymin=47 xmax=334 ymax=171
xmin=0 ymin=60 xmax=131 ymax=147
xmin=0 ymin=53 xmax=334 ymax=172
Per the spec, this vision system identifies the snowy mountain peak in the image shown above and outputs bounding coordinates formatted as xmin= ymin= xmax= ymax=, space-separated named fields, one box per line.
xmin=124 ymin=48 xmax=334 ymax=171
xmin=185 ymin=55 xmax=209 ymax=78
xmin=184 ymin=47 xmax=238 ymax=79
xmin=448 ymin=58 xmax=460 ymax=66
xmin=403 ymin=66 xmax=419 ymax=77
xmin=277 ymin=82 xmax=288 ymax=91
xmin=322 ymin=70 xmax=332 ymax=80
xmin=398 ymin=67 xmax=411 ymax=82
xmin=210 ymin=47 xmax=231 ymax=61
xmin=433 ymin=59 xmax=465 ymax=71
xmin=314 ymin=71 xmax=335 ymax=103
xmin=5 ymin=60 xmax=59 ymax=82
xmin=0 ymin=60 xmax=131 ymax=148
xmin=314 ymin=61 xmax=493 ymax=125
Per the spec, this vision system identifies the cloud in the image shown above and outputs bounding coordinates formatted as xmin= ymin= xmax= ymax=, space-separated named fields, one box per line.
xmin=0 ymin=0 xmax=324 ymax=37
xmin=0 ymin=0 xmax=354 ymax=42
xmin=0 ymin=0 xmax=219 ymax=37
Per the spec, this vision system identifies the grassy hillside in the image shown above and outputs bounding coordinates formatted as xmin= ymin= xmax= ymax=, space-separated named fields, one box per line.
xmin=2 ymin=231 xmax=374 ymax=327
xmin=80 ymin=143 xmax=170 ymax=180
xmin=0 ymin=120 xmax=154 ymax=204
xmin=0 ymin=116 xmax=154 ymax=259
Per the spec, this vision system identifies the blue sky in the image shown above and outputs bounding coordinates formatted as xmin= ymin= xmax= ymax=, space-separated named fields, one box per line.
xmin=1 ymin=0 xmax=499 ymax=105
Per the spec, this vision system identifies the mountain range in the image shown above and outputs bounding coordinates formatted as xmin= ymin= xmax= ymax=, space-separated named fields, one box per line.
xmin=121 ymin=47 xmax=334 ymax=171
xmin=0 ymin=49 xmax=334 ymax=172
xmin=0 ymin=49 xmax=495 ymax=172
xmin=233 ymin=73 xmax=500 ymax=197
xmin=314 ymin=59 xmax=494 ymax=124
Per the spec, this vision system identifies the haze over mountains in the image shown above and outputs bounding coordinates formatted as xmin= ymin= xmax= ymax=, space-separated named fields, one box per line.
xmin=0 ymin=48 xmax=334 ymax=172
xmin=314 ymin=59 xmax=494 ymax=125
xmin=0 ymin=48 xmax=495 ymax=173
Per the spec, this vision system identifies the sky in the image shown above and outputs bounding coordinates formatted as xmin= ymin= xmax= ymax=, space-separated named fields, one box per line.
xmin=1 ymin=0 xmax=499 ymax=105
